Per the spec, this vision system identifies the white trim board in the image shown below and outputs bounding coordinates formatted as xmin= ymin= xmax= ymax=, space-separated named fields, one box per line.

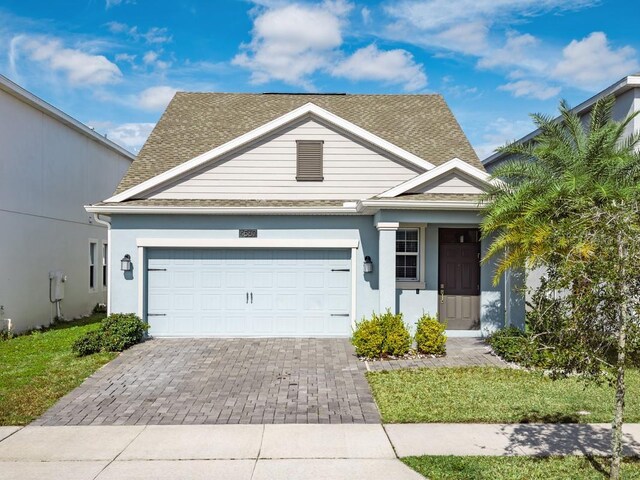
xmin=377 ymin=158 xmax=495 ymax=198
xmin=106 ymin=102 xmax=435 ymax=203
xmin=136 ymin=238 xmax=360 ymax=249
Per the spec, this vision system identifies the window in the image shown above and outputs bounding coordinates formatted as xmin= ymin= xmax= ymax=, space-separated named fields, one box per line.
xmin=296 ymin=140 xmax=324 ymax=181
xmin=89 ymin=242 xmax=97 ymax=290
xmin=396 ymin=229 xmax=419 ymax=281
xmin=102 ymin=243 xmax=108 ymax=288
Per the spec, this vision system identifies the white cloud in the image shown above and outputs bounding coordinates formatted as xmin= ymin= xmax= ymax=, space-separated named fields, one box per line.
xmin=385 ymin=0 xmax=596 ymax=33
xmin=553 ymin=32 xmax=639 ymax=90
xmin=361 ymin=6 xmax=371 ymax=24
xmin=142 ymin=50 xmax=170 ymax=69
xmin=12 ymin=35 xmax=122 ymax=85
xmin=102 ymin=122 xmax=154 ymax=152
xmin=136 ymin=86 xmax=178 ymax=111
xmin=382 ymin=0 xmax=617 ymax=99
xmin=498 ymin=80 xmax=560 ymax=100
xmin=433 ymin=22 xmax=489 ymax=56
xmin=106 ymin=22 xmax=172 ymax=44
xmin=232 ymin=0 xmax=351 ymax=88
xmin=333 ymin=44 xmax=427 ymax=91
xmin=474 ymin=117 xmax=534 ymax=159
xmin=477 ymin=32 xmax=544 ymax=71
xmin=105 ymin=0 xmax=134 ymax=9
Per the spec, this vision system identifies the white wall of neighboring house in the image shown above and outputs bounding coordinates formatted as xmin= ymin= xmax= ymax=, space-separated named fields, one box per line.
xmin=0 ymin=77 xmax=133 ymax=332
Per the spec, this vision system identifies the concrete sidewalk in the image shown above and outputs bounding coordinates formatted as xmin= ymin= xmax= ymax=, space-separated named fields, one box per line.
xmin=0 ymin=424 xmax=421 ymax=480
xmin=2 ymin=424 xmax=640 ymax=479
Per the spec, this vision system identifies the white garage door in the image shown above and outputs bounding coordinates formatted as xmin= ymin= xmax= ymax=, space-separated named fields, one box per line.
xmin=146 ymin=248 xmax=352 ymax=337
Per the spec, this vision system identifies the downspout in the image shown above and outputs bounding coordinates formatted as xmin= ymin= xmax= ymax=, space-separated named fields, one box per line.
xmin=93 ymin=213 xmax=112 ymax=316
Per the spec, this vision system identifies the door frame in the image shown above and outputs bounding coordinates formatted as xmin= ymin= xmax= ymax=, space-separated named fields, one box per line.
xmin=136 ymin=237 xmax=360 ymax=331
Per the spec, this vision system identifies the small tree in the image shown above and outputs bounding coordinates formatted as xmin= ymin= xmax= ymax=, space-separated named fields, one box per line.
xmin=482 ymin=96 xmax=640 ymax=480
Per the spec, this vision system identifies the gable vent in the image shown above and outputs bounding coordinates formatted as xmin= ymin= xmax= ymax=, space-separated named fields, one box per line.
xmin=296 ymin=140 xmax=324 ymax=182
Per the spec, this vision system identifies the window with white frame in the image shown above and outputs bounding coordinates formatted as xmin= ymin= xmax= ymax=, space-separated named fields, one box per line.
xmin=102 ymin=243 xmax=108 ymax=288
xmin=396 ymin=228 xmax=419 ymax=281
xmin=89 ymin=242 xmax=97 ymax=290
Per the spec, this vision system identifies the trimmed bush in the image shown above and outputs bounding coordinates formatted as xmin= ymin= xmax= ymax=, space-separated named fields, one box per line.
xmin=100 ymin=314 xmax=148 ymax=352
xmin=379 ymin=310 xmax=411 ymax=356
xmin=488 ymin=327 xmax=550 ymax=367
xmin=71 ymin=330 xmax=103 ymax=356
xmin=352 ymin=317 xmax=385 ymax=358
xmin=415 ymin=313 xmax=446 ymax=355
xmin=351 ymin=310 xmax=411 ymax=358
xmin=72 ymin=313 xmax=148 ymax=357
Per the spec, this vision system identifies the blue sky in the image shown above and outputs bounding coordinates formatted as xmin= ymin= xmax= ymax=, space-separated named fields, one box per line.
xmin=1 ymin=0 xmax=638 ymax=158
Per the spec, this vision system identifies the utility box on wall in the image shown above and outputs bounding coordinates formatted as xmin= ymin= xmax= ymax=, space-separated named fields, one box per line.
xmin=49 ymin=270 xmax=67 ymax=301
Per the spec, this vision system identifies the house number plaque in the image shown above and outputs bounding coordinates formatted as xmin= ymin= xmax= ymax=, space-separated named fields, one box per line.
xmin=239 ymin=229 xmax=258 ymax=238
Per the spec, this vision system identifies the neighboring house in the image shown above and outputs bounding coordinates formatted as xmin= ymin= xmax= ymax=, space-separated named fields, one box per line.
xmin=0 ymin=75 xmax=134 ymax=332
xmin=484 ymin=73 xmax=640 ymax=171
xmin=87 ymin=93 xmax=523 ymax=338
xmin=484 ymin=73 xmax=640 ymax=297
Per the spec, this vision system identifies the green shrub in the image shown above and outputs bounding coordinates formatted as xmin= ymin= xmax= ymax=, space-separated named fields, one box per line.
xmin=71 ymin=330 xmax=103 ymax=356
xmin=379 ymin=310 xmax=411 ymax=356
xmin=100 ymin=313 xmax=148 ymax=352
xmin=352 ymin=316 xmax=385 ymax=358
xmin=351 ymin=310 xmax=411 ymax=358
xmin=415 ymin=313 xmax=446 ymax=355
xmin=488 ymin=327 xmax=550 ymax=367
xmin=72 ymin=313 xmax=148 ymax=357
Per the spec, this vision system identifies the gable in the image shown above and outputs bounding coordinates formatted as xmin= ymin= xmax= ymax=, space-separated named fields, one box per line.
xmin=112 ymin=93 xmax=483 ymax=198
xmin=409 ymin=171 xmax=487 ymax=195
xmin=145 ymin=117 xmax=422 ymax=201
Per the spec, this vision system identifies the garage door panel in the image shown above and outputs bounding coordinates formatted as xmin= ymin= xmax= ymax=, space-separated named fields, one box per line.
xmin=146 ymin=248 xmax=352 ymax=337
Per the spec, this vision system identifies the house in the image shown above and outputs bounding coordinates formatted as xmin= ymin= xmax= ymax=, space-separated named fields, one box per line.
xmin=484 ymin=73 xmax=640 ymax=297
xmin=86 ymin=93 xmax=523 ymax=338
xmin=0 ymin=75 xmax=134 ymax=332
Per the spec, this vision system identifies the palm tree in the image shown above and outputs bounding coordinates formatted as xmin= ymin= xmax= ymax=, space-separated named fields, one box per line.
xmin=482 ymin=96 xmax=640 ymax=480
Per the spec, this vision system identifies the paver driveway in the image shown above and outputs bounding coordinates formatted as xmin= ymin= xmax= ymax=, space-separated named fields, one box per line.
xmin=34 ymin=338 xmax=380 ymax=426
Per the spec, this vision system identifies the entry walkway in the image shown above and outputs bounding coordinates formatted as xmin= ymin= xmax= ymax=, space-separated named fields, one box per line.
xmin=365 ymin=337 xmax=505 ymax=371
xmin=2 ymin=423 xmax=640 ymax=479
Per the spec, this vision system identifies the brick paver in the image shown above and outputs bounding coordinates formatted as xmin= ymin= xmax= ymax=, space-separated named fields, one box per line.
xmin=34 ymin=338 xmax=380 ymax=426
xmin=365 ymin=337 xmax=506 ymax=371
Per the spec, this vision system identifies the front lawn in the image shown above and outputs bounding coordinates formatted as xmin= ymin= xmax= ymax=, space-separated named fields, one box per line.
xmin=403 ymin=456 xmax=640 ymax=480
xmin=367 ymin=367 xmax=640 ymax=423
xmin=0 ymin=314 xmax=116 ymax=425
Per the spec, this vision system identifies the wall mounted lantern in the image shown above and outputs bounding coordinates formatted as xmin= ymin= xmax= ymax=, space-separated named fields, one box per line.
xmin=120 ymin=254 xmax=132 ymax=272
xmin=363 ymin=256 xmax=374 ymax=273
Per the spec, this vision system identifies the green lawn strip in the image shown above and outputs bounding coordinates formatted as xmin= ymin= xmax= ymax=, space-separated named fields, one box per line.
xmin=402 ymin=456 xmax=640 ymax=480
xmin=367 ymin=367 xmax=640 ymax=423
xmin=0 ymin=314 xmax=116 ymax=425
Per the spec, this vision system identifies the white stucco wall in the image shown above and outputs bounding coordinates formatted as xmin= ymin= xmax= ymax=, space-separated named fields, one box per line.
xmin=0 ymin=87 xmax=132 ymax=331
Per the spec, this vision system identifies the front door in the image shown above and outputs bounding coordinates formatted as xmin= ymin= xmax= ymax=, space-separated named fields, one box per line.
xmin=438 ymin=228 xmax=481 ymax=330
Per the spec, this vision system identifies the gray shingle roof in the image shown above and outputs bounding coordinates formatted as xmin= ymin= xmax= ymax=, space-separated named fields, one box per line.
xmin=114 ymin=93 xmax=481 ymax=194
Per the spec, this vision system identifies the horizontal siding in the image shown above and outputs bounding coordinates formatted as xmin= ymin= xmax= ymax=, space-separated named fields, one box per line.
xmin=148 ymin=118 xmax=421 ymax=200
xmin=414 ymin=173 xmax=486 ymax=195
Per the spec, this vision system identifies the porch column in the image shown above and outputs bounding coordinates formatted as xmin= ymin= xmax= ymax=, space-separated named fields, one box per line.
xmin=376 ymin=222 xmax=399 ymax=313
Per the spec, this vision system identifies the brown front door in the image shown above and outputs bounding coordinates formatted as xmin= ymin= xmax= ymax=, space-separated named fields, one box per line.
xmin=438 ymin=228 xmax=481 ymax=330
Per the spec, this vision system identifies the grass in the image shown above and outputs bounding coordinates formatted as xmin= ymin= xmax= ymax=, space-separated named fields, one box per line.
xmin=0 ymin=314 xmax=116 ymax=425
xmin=402 ymin=456 xmax=640 ymax=480
xmin=367 ymin=367 xmax=640 ymax=423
